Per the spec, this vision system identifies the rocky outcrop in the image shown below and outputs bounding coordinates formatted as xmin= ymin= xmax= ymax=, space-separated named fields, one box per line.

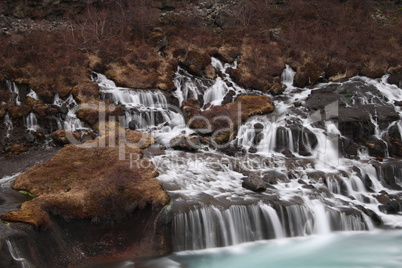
xmin=182 ymin=95 xmax=275 ymax=144
xmin=1 ymin=123 xmax=169 ymax=229
xmin=170 ymin=134 xmax=202 ymax=151
xmin=76 ymin=100 xmax=124 ymax=127
xmin=242 ymin=174 xmax=267 ymax=192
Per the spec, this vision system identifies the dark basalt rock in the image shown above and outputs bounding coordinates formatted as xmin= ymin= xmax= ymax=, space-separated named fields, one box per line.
xmin=380 ymin=200 xmax=402 ymax=214
xmin=170 ymin=135 xmax=202 ymax=152
xmin=242 ymin=174 xmax=267 ymax=192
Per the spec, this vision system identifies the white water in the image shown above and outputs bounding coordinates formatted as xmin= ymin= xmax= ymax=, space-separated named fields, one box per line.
xmin=25 ymin=112 xmax=40 ymax=131
xmin=3 ymin=113 xmax=13 ymax=137
xmin=90 ymin=62 xmax=402 ymax=253
xmin=6 ymin=81 xmax=22 ymax=105
xmin=5 ymin=239 xmax=32 ymax=268
xmin=53 ymin=94 xmax=87 ymax=131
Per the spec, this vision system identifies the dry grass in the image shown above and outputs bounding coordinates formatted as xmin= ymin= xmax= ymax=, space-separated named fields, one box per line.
xmin=1 ymin=127 xmax=168 ymax=229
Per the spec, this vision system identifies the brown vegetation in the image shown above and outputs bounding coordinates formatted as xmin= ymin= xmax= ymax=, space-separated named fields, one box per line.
xmin=182 ymin=95 xmax=274 ymax=144
xmin=1 ymin=124 xmax=169 ymax=229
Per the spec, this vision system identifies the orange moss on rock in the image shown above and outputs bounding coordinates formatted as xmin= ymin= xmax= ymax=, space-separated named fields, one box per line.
xmin=71 ymin=81 xmax=99 ymax=104
xmin=1 ymin=126 xmax=169 ymax=229
xmin=77 ymin=100 xmax=124 ymax=127
xmin=182 ymin=95 xmax=274 ymax=144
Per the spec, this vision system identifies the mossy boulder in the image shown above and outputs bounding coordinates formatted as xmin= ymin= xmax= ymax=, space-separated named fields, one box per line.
xmin=8 ymin=104 xmax=32 ymax=118
xmin=51 ymin=130 xmax=81 ymax=145
xmin=294 ymin=62 xmax=325 ymax=88
xmin=1 ymin=126 xmax=169 ymax=229
xmin=178 ymin=50 xmax=211 ymax=77
xmin=182 ymin=95 xmax=274 ymax=144
xmin=71 ymin=81 xmax=99 ymax=103
xmin=77 ymin=100 xmax=124 ymax=127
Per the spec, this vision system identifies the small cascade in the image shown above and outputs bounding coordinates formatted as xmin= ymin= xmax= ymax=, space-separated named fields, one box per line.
xmin=25 ymin=112 xmax=40 ymax=131
xmin=26 ymin=89 xmax=39 ymax=100
xmin=53 ymin=94 xmax=87 ymax=131
xmin=3 ymin=113 xmax=13 ymax=137
xmin=92 ymin=72 xmax=176 ymax=131
xmin=281 ymin=65 xmax=296 ymax=90
xmin=172 ymin=68 xmax=209 ymax=106
xmin=173 ymin=203 xmax=285 ymax=251
xmin=5 ymin=239 xmax=32 ymax=268
xmin=5 ymin=80 xmax=22 ymax=105
xmin=173 ymin=58 xmax=245 ymax=108
xmin=172 ymin=201 xmax=371 ymax=251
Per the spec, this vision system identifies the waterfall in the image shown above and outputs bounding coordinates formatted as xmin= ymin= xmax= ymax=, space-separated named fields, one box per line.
xmin=5 ymin=81 xmax=22 ymax=105
xmin=173 ymin=204 xmax=285 ymax=251
xmin=89 ymin=64 xmax=402 ymax=255
xmin=3 ymin=113 xmax=13 ymax=137
xmin=173 ymin=58 xmax=245 ymax=108
xmin=5 ymin=239 xmax=32 ymax=268
xmin=26 ymin=89 xmax=39 ymax=100
xmin=281 ymin=64 xmax=296 ymax=89
xmin=25 ymin=113 xmax=40 ymax=131
xmin=53 ymin=94 xmax=87 ymax=131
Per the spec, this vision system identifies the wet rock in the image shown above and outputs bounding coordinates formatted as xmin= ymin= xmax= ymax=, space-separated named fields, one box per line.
xmin=10 ymin=144 xmax=28 ymax=154
xmin=179 ymin=50 xmax=211 ymax=77
xmin=376 ymin=194 xmax=391 ymax=204
xmin=25 ymin=133 xmax=36 ymax=143
xmin=270 ymin=81 xmax=284 ymax=95
xmin=288 ymin=125 xmax=318 ymax=156
xmin=281 ymin=149 xmax=294 ymax=157
xmin=248 ymin=147 xmax=257 ymax=153
xmin=365 ymin=138 xmax=387 ymax=158
xmin=170 ymin=135 xmax=202 ymax=152
xmin=51 ymin=130 xmax=81 ymax=145
xmin=252 ymin=122 xmax=264 ymax=145
xmin=380 ymin=200 xmax=402 ymax=214
xmin=32 ymin=104 xmax=58 ymax=117
xmin=183 ymin=95 xmax=274 ymax=144
xmin=262 ymin=171 xmax=289 ymax=184
xmin=363 ymin=174 xmax=374 ymax=192
xmin=222 ymin=89 xmax=236 ymax=105
xmin=387 ymin=73 xmax=402 ymax=88
xmin=385 ymin=136 xmax=402 ymax=157
xmin=365 ymin=209 xmax=383 ymax=227
xmin=204 ymin=65 xmax=217 ymax=80
xmin=77 ymin=101 xmax=124 ymax=127
xmin=0 ymin=109 xmax=5 ymax=118
xmin=293 ymin=62 xmax=325 ymax=88
xmin=242 ymin=174 xmax=267 ymax=192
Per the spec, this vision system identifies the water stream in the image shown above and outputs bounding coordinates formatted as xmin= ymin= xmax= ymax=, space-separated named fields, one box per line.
xmin=1 ymin=58 xmax=402 ymax=267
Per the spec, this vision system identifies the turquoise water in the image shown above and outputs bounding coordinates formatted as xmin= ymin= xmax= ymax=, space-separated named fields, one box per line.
xmin=127 ymin=230 xmax=402 ymax=268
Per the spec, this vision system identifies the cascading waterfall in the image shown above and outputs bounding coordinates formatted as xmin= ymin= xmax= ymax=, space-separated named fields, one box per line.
xmin=4 ymin=239 xmax=32 ymax=268
xmin=91 ymin=60 xmax=402 ymax=254
xmin=25 ymin=113 xmax=40 ymax=131
xmin=3 ymin=113 xmax=13 ymax=137
xmin=53 ymin=94 xmax=87 ymax=131
xmin=6 ymin=80 xmax=22 ymax=105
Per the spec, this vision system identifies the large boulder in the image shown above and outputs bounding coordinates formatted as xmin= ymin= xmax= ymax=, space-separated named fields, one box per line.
xmin=71 ymin=81 xmax=99 ymax=104
xmin=182 ymin=95 xmax=275 ymax=144
xmin=242 ymin=174 xmax=267 ymax=192
xmin=170 ymin=135 xmax=202 ymax=152
xmin=1 ymin=124 xmax=169 ymax=229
